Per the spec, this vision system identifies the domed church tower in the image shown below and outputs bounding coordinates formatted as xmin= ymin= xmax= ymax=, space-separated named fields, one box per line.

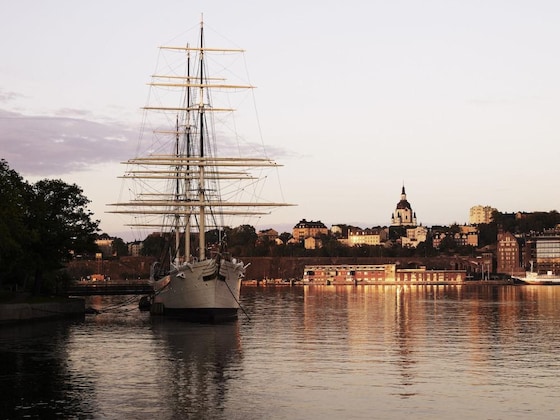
xmin=391 ymin=185 xmax=417 ymax=227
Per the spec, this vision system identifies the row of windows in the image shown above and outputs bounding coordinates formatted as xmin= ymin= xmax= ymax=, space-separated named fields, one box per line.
xmin=537 ymin=241 xmax=560 ymax=258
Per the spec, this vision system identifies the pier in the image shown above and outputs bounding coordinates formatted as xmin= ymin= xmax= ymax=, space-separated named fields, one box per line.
xmin=62 ymin=281 xmax=152 ymax=296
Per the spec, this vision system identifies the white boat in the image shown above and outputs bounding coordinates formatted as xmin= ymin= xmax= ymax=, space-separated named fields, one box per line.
xmin=512 ymin=261 xmax=560 ymax=285
xmin=512 ymin=271 xmax=560 ymax=285
xmin=110 ymin=18 xmax=291 ymax=321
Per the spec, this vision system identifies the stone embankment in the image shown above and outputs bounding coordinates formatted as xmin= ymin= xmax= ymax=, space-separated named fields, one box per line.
xmin=0 ymin=298 xmax=85 ymax=325
xmin=66 ymin=255 xmax=491 ymax=282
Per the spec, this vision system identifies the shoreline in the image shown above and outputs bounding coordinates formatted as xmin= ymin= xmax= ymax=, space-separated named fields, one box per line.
xmin=0 ymin=297 xmax=85 ymax=325
xmin=242 ymin=279 xmax=519 ymax=286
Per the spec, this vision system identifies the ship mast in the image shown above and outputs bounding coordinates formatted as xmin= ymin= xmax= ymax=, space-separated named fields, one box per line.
xmin=108 ymin=18 xmax=295 ymax=266
xmin=198 ymin=19 xmax=206 ymax=261
xmin=184 ymin=44 xmax=192 ymax=261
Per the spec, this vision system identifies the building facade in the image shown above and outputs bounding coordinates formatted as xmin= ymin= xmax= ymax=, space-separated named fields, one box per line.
xmin=292 ymin=219 xmax=328 ymax=242
xmin=303 ymin=264 xmax=465 ymax=284
xmin=528 ymin=235 xmax=560 ymax=275
xmin=496 ymin=231 xmax=522 ymax=276
xmin=469 ymin=205 xmax=496 ymax=224
xmin=401 ymin=226 xmax=428 ymax=248
xmin=348 ymin=227 xmax=388 ymax=246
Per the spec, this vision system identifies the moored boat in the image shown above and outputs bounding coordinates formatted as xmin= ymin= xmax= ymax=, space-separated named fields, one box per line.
xmin=109 ymin=18 xmax=292 ymax=322
xmin=512 ymin=271 xmax=560 ymax=285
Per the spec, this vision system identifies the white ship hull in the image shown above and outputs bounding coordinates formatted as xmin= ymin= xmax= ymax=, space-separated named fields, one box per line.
xmin=152 ymin=257 xmax=244 ymax=322
xmin=513 ymin=271 xmax=560 ymax=285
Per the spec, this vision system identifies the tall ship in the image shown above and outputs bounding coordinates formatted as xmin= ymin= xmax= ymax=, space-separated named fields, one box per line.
xmin=110 ymin=18 xmax=291 ymax=321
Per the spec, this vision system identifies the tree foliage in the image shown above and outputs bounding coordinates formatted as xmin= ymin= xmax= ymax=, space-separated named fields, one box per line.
xmin=0 ymin=160 xmax=99 ymax=293
xmin=0 ymin=160 xmax=31 ymax=286
xmin=487 ymin=210 xmax=560 ymax=236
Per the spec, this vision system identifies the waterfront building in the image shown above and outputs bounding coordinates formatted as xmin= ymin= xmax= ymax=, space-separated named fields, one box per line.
xmin=302 ymin=264 xmax=465 ymax=284
xmin=525 ymin=234 xmax=560 ymax=275
xmin=496 ymin=231 xmax=523 ymax=276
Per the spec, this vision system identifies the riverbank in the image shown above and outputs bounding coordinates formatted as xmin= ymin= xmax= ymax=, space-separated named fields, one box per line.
xmin=242 ymin=279 xmax=517 ymax=286
xmin=0 ymin=294 xmax=85 ymax=325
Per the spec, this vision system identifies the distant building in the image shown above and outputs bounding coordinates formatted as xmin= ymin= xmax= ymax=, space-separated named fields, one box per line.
xmin=496 ymin=231 xmax=523 ymax=275
xmin=391 ymin=185 xmax=417 ymax=227
xmin=292 ymin=219 xmax=328 ymax=242
xmin=303 ymin=264 xmax=465 ymax=284
xmin=331 ymin=225 xmax=344 ymax=236
xmin=348 ymin=227 xmax=387 ymax=246
xmin=401 ymin=226 xmax=428 ymax=248
xmin=128 ymin=241 xmax=143 ymax=257
xmin=525 ymin=234 xmax=560 ymax=275
xmin=469 ymin=205 xmax=496 ymax=224
xmin=458 ymin=225 xmax=479 ymax=247
xmin=95 ymin=238 xmax=114 ymax=258
xmin=304 ymin=236 xmax=323 ymax=250
xmin=257 ymin=228 xmax=279 ymax=243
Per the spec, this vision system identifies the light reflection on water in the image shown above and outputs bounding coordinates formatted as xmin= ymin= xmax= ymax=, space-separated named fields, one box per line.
xmin=2 ymin=285 xmax=560 ymax=419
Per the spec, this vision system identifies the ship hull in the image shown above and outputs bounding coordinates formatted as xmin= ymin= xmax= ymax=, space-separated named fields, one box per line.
xmin=515 ymin=278 xmax=560 ymax=285
xmin=512 ymin=272 xmax=560 ymax=285
xmin=151 ymin=257 xmax=244 ymax=322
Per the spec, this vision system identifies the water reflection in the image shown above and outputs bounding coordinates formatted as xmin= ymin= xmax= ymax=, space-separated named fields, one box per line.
xmin=3 ymin=287 xmax=560 ymax=419
xmin=0 ymin=319 xmax=91 ymax=419
xmin=151 ymin=319 xmax=242 ymax=419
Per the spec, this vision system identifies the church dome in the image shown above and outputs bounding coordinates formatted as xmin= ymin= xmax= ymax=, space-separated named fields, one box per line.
xmin=396 ymin=199 xmax=411 ymax=210
xmin=391 ymin=185 xmax=417 ymax=227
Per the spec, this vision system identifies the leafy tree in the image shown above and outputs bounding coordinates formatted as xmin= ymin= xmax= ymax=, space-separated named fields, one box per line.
xmin=27 ymin=179 xmax=100 ymax=294
xmin=0 ymin=160 xmax=31 ymax=288
xmin=142 ymin=233 xmax=167 ymax=257
xmin=228 ymin=225 xmax=257 ymax=255
xmin=278 ymin=232 xmax=292 ymax=244
xmin=491 ymin=211 xmax=516 ymax=233
xmin=477 ymin=222 xmax=497 ymax=247
xmin=112 ymin=237 xmax=129 ymax=257
xmin=437 ymin=235 xmax=457 ymax=255
xmin=517 ymin=211 xmax=560 ymax=233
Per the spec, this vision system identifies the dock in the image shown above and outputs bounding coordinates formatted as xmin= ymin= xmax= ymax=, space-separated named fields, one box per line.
xmin=61 ymin=281 xmax=153 ymax=296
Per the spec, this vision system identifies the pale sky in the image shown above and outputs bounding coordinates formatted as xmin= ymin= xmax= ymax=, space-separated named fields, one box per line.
xmin=1 ymin=1 xmax=559 ymax=240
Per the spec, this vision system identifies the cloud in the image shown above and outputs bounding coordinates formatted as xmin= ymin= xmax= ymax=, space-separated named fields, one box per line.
xmin=0 ymin=109 xmax=137 ymax=176
xmin=0 ymin=89 xmax=24 ymax=103
xmin=0 ymin=106 xmax=297 ymax=179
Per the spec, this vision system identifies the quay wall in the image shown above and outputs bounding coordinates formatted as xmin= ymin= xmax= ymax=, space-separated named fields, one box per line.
xmin=65 ymin=256 xmax=488 ymax=282
xmin=0 ymin=299 xmax=85 ymax=324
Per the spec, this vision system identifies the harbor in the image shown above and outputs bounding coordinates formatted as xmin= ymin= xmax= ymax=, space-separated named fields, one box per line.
xmin=3 ymin=285 xmax=560 ymax=419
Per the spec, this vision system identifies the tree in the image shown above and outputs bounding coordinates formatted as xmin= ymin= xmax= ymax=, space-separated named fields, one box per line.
xmin=27 ymin=179 xmax=99 ymax=294
xmin=0 ymin=160 xmax=31 ymax=289
xmin=142 ymin=233 xmax=167 ymax=257
xmin=112 ymin=237 xmax=129 ymax=257
xmin=228 ymin=225 xmax=257 ymax=255
xmin=278 ymin=232 xmax=292 ymax=244
xmin=437 ymin=235 xmax=457 ymax=255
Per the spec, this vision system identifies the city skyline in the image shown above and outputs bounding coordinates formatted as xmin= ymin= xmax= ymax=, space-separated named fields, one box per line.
xmin=2 ymin=1 xmax=559 ymax=241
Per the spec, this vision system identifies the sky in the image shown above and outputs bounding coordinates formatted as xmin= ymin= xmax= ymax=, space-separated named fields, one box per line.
xmin=1 ymin=1 xmax=559 ymax=241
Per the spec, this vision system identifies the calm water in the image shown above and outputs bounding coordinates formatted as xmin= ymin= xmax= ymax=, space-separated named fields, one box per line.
xmin=2 ymin=285 xmax=560 ymax=419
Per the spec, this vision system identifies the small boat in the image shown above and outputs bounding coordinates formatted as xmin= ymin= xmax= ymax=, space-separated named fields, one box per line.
xmin=512 ymin=262 xmax=560 ymax=285
xmin=110 ymin=18 xmax=292 ymax=322
xmin=512 ymin=271 xmax=560 ymax=285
